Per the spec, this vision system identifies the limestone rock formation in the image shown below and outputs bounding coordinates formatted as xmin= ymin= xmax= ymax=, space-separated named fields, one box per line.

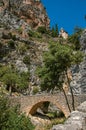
xmin=70 ymin=29 xmax=86 ymax=94
xmin=0 ymin=0 xmax=50 ymax=29
xmin=0 ymin=0 xmax=49 ymax=94
xmin=52 ymin=101 xmax=86 ymax=130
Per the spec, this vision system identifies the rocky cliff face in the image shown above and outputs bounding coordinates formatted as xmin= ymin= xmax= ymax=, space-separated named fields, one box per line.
xmin=70 ymin=30 xmax=86 ymax=94
xmin=0 ymin=0 xmax=49 ymax=94
xmin=0 ymin=0 xmax=50 ymax=29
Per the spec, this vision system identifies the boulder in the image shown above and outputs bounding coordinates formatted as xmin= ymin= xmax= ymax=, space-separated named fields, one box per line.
xmin=52 ymin=101 xmax=86 ymax=130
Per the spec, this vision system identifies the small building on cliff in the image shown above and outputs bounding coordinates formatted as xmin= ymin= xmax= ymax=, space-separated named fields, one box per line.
xmin=59 ymin=28 xmax=68 ymax=39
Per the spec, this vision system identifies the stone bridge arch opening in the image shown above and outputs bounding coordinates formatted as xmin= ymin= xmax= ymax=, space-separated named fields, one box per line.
xmin=29 ymin=100 xmax=67 ymax=118
xmin=29 ymin=101 xmax=49 ymax=115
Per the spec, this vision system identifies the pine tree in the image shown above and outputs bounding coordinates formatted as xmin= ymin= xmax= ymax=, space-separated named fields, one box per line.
xmin=37 ymin=41 xmax=83 ymax=112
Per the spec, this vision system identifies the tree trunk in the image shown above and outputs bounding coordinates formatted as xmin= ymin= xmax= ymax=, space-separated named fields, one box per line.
xmin=65 ymin=70 xmax=75 ymax=111
xmin=62 ymin=88 xmax=71 ymax=112
xmin=70 ymin=87 xmax=75 ymax=111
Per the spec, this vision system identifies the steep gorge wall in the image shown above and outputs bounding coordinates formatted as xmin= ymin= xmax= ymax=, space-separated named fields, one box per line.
xmin=0 ymin=0 xmax=49 ymax=94
xmin=70 ymin=30 xmax=86 ymax=94
xmin=0 ymin=0 xmax=50 ymax=29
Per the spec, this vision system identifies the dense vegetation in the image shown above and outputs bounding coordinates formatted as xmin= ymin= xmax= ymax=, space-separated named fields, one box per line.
xmin=0 ymin=95 xmax=35 ymax=130
xmin=0 ymin=65 xmax=29 ymax=95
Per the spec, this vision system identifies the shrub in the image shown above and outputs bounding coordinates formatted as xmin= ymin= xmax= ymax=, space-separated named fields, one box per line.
xmin=17 ymin=43 xmax=27 ymax=55
xmin=37 ymin=26 xmax=47 ymax=34
xmin=17 ymin=27 xmax=23 ymax=34
xmin=28 ymin=30 xmax=35 ymax=37
xmin=32 ymin=87 xmax=39 ymax=95
xmin=8 ymin=32 xmax=16 ymax=41
xmin=23 ymin=55 xmax=30 ymax=65
xmin=46 ymin=111 xmax=58 ymax=119
xmin=28 ymin=30 xmax=42 ymax=38
xmin=11 ymin=34 xmax=16 ymax=41
xmin=8 ymin=40 xmax=15 ymax=49
xmin=0 ymin=96 xmax=35 ymax=130
xmin=35 ymin=32 xmax=42 ymax=38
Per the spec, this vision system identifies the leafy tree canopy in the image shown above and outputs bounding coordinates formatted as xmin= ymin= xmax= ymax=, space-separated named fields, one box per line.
xmin=0 ymin=65 xmax=29 ymax=94
xmin=37 ymin=41 xmax=83 ymax=92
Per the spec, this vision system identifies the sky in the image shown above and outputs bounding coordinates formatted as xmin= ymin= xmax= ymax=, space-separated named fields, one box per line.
xmin=41 ymin=0 xmax=86 ymax=34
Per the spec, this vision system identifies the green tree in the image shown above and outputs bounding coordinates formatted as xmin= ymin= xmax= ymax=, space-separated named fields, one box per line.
xmin=0 ymin=65 xmax=29 ymax=95
xmin=17 ymin=72 xmax=29 ymax=93
xmin=68 ymin=27 xmax=83 ymax=50
xmin=55 ymin=24 xmax=59 ymax=36
xmin=37 ymin=41 xmax=83 ymax=112
xmin=0 ymin=96 xmax=35 ymax=130
xmin=51 ymin=24 xmax=59 ymax=37
xmin=2 ymin=72 xmax=18 ymax=96
xmin=51 ymin=26 xmax=55 ymax=37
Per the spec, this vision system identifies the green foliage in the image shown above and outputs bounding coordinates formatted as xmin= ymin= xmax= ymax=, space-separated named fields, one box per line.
xmin=2 ymin=72 xmax=18 ymax=87
xmin=28 ymin=30 xmax=34 ymax=37
xmin=0 ymin=96 xmax=35 ymax=130
xmin=37 ymin=40 xmax=84 ymax=112
xmin=17 ymin=72 xmax=29 ymax=92
xmin=28 ymin=30 xmax=42 ymax=38
xmin=17 ymin=27 xmax=23 ymax=34
xmin=2 ymin=32 xmax=16 ymax=40
xmin=8 ymin=40 xmax=15 ymax=49
xmin=37 ymin=26 xmax=48 ymax=34
xmin=51 ymin=24 xmax=59 ymax=37
xmin=37 ymin=41 xmax=83 ymax=92
xmin=0 ymin=2 xmax=4 ymax=6
xmin=32 ymin=87 xmax=39 ymax=95
xmin=11 ymin=35 xmax=16 ymax=41
xmin=74 ymin=26 xmax=83 ymax=34
xmin=46 ymin=111 xmax=64 ymax=119
xmin=68 ymin=27 xmax=83 ymax=50
xmin=23 ymin=55 xmax=30 ymax=65
xmin=17 ymin=43 xmax=27 ymax=55
xmin=0 ymin=65 xmax=30 ymax=94
xmin=0 ymin=43 xmax=9 ymax=59
xmin=7 ymin=32 xmax=16 ymax=41
xmin=0 ymin=43 xmax=4 ymax=58
xmin=44 ymin=118 xmax=65 ymax=130
xmin=46 ymin=111 xmax=58 ymax=118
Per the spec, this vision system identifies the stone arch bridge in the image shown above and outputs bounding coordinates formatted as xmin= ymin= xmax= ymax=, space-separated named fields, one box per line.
xmin=9 ymin=93 xmax=86 ymax=118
